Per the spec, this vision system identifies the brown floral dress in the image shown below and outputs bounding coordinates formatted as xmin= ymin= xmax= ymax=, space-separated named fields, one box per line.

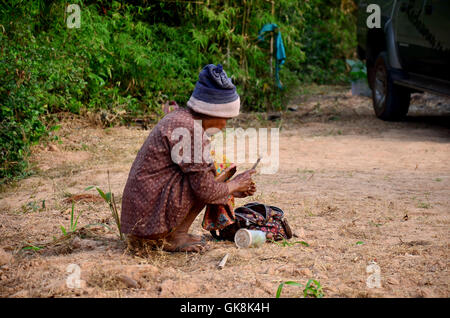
xmin=121 ymin=107 xmax=231 ymax=238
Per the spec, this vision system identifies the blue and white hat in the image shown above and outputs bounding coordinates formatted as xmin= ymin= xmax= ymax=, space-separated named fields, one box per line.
xmin=187 ymin=64 xmax=240 ymax=118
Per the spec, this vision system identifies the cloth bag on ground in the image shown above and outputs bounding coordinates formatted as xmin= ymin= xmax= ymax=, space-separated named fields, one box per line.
xmin=210 ymin=202 xmax=293 ymax=242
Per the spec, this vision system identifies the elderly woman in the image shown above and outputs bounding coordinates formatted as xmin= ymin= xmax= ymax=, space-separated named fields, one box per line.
xmin=121 ymin=64 xmax=255 ymax=253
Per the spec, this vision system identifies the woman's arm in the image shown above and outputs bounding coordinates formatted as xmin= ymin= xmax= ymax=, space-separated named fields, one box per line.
xmin=187 ymin=167 xmax=230 ymax=205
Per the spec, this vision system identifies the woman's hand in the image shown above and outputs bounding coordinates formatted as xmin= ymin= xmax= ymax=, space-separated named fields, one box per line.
xmin=227 ymin=169 xmax=256 ymax=195
xmin=233 ymin=182 xmax=256 ymax=198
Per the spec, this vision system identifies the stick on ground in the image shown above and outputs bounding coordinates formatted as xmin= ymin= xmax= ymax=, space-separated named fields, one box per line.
xmin=218 ymin=253 xmax=229 ymax=270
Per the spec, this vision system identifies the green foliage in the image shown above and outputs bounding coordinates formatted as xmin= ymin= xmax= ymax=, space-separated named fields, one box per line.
xmin=0 ymin=0 xmax=357 ymax=181
xmin=303 ymin=279 xmax=324 ymax=298
xmin=22 ymin=245 xmax=44 ymax=251
xmin=276 ymin=281 xmax=303 ymax=298
xmin=276 ymin=279 xmax=324 ymax=298
xmin=95 ymin=185 xmax=123 ymax=240
xmin=85 ymin=171 xmax=123 ymax=240
xmin=272 ymin=238 xmax=309 ymax=247
xmin=346 ymin=59 xmax=367 ymax=82
xmin=20 ymin=199 xmax=46 ymax=214
xmin=60 ymin=202 xmax=82 ymax=235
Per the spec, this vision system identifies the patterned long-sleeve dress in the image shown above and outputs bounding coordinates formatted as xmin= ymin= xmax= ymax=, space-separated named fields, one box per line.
xmin=121 ymin=107 xmax=231 ymax=238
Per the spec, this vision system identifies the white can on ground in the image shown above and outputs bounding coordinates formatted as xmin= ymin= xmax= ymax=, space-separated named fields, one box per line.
xmin=234 ymin=229 xmax=266 ymax=248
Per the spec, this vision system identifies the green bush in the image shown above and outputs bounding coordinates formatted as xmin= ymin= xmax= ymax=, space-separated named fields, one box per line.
xmin=0 ymin=0 xmax=357 ymax=182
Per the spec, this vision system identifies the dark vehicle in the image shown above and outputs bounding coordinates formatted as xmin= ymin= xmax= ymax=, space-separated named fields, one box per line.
xmin=357 ymin=0 xmax=450 ymax=120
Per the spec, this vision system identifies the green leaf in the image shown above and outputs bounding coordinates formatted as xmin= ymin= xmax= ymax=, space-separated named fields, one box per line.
xmin=96 ymin=187 xmax=109 ymax=202
xmin=73 ymin=211 xmax=82 ymax=231
xmin=276 ymin=281 xmax=303 ymax=298
xmin=22 ymin=245 xmax=44 ymax=251
xmin=70 ymin=203 xmax=75 ymax=229
xmin=50 ymin=125 xmax=61 ymax=132
xmin=303 ymin=279 xmax=324 ymax=298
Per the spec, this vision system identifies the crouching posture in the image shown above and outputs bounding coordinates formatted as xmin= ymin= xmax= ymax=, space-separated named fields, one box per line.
xmin=121 ymin=64 xmax=255 ymax=253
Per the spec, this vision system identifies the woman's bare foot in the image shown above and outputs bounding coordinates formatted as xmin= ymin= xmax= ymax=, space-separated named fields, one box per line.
xmin=187 ymin=233 xmax=205 ymax=243
xmin=163 ymin=232 xmax=208 ymax=253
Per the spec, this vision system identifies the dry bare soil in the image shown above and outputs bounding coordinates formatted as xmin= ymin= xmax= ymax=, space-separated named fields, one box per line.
xmin=1 ymin=85 xmax=449 ymax=298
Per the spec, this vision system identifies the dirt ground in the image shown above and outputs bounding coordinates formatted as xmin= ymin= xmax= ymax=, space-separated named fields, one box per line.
xmin=0 ymin=85 xmax=449 ymax=298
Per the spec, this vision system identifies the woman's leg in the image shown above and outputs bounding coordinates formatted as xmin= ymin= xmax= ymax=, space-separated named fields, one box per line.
xmin=163 ymin=204 xmax=207 ymax=252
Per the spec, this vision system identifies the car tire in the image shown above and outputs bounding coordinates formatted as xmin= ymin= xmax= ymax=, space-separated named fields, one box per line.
xmin=372 ymin=52 xmax=410 ymax=121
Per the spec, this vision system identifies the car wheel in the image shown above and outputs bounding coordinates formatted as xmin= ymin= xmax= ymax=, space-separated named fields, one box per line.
xmin=372 ymin=52 xmax=410 ymax=121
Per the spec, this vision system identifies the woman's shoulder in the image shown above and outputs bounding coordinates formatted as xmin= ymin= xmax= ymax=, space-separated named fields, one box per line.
xmin=158 ymin=107 xmax=195 ymax=133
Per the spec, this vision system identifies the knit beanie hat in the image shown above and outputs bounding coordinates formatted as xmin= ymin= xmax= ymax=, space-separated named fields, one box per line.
xmin=187 ymin=64 xmax=240 ymax=118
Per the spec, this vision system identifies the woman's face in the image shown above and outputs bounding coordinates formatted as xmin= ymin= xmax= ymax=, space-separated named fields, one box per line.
xmin=202 ymin=117 xmax=228 ymax=131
